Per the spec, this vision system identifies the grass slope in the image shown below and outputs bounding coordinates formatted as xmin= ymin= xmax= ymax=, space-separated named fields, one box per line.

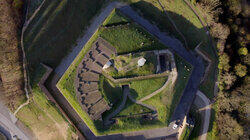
xmin=17 ymin=66 xmax=77 ymax=139
xmin=24 ymin=0 xmax=105 ymax=70
xmin=130 ymin=77 xmax=168 ymax=100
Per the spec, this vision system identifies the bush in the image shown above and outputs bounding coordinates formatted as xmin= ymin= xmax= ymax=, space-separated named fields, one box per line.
xmin=234 ymin=64 xmax=247 ymax=77
xmin=238 ymin=47 xmax=248 ymax=55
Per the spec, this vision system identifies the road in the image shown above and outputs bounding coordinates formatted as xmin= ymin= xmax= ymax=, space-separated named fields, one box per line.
xmin=0 ymin=101 xmax=30 ymax=140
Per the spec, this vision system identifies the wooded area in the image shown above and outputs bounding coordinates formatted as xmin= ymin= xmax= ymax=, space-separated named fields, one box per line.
xmin=0 ymin=0 xmax=25 ymax=111
xmin=196 ymin=0 xmax=249 ymax=139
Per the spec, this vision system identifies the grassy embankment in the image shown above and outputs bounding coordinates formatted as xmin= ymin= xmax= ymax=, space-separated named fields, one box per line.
xmin=124 ymin=0 xmax=217 ymax=99
xmin=20 ymin=0 xmax=106 ymax=138
xmin=57 ymin=9 xmax=191 ymax=135
xmin=16 ymin=65 xmax=77 ymax=139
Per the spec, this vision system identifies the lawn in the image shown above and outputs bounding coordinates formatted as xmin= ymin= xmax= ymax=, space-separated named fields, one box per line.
xmin=23 ymin=0 xmax=106 ymax=70
xmin=117 ymin=98 xmax=152 ymax=116
xmin=17 ymin=65 xmax=77 ymax=139
xmin=57 ymin=9 xmax=192 ymax=135
xmin=143 ymin=55 xmax=192 ymax=124
xmin=129 ymin=77 xmax=168 ymax=100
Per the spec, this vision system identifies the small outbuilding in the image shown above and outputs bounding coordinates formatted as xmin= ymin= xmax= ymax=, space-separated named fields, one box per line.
xmin=138 ymin=57 xmax=146 ymax=67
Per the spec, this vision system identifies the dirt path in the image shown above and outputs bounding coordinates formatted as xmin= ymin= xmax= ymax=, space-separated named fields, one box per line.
xmin=14 ymin=0 xmax=46 ymax=116
xmin=194 ymin=90 xmax=211 ymax=140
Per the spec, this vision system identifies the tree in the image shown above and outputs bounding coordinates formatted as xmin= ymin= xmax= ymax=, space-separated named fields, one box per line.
xmin=234 ymin=64 xmax=247 ymax=77
xmin=211 ymin=23 xmax=230 ymax=40
xmin=218 ymin=53 xmax=230 ymax=72
xmin=226 ymin=0 xmax=242 ymax=16
xmin=238 ymin=47 xmax=248 ymax=55
xmin=222 ymin=72 xmax=236 ymax=89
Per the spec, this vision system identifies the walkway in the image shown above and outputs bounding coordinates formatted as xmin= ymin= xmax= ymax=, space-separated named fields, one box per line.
xmin=193 ymin=90 xmax=211 ymax=140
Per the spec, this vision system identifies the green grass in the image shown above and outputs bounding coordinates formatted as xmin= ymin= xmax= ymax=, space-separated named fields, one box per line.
xmin=27 ymin=0 xmax=44 ymax=19
xmin=189 ymin=107 xmax=202 ymax=140
xmin=99 ymin=76 xmax=123 ymax=104
xmin=17 ymin=66 xmax=76 ymax=139
xmin=99 ymin=10 xmax=166 ymax=54
xmin=107 ymin=52 xmax=158 ymax=78
xmin=180 ymin=126 xmax=193 ymax=140
xmin=57 ymin=9 xmax=192 ymax=135
xmin=103 ymin=9 xmax=130 ymax=26
xmin=24 ymin=0 xmax=106 ymax=71
xmin=117 ymin=98 xmax=152 ymax=116
xmin=130 ymin=77 xmax=168 ymax=100
xmin=143 ymin=55 xmax=192 ymax=124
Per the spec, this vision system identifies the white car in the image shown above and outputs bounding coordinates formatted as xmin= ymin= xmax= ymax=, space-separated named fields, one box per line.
xmin=172 ymin=123 xmax=178 ymax=129
xmin=172 ymin=119 xmax=181 ymax=129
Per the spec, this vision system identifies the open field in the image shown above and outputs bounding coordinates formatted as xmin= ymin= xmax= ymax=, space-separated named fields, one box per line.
xmin=17 ymin=66 xmax=77 ymax=140
xmin=57 ymin=9 xmax=192 ymax=135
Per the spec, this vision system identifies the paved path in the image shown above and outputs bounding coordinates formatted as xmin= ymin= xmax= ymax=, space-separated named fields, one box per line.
xmin=0 ymin=101 xmax=30 ymax=140
xmin=194 ymin=90 xmax=211 ymax=140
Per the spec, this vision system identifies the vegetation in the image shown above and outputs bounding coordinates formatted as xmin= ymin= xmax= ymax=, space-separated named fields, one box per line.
xmin=23 ymin=0 xmax=106 ymax=71
xmin=57 ymin=9 xmax=192 ymax=135
xmin=180 ymin=126 xmax=192 ymax=140
xmin=143 ymin=55 xmax=192 ymax=124
xmin=196 ymin=0 xmax=249 ymax=139
xmin=107 ymin=52 xmax=158 ymax=78
xmin=117 ymin=99 xmax=152 ymax=116
xmin=100 ymin=10 xmax=166 ymax=54
xmin=0 ymin=0 xmax=26 ymax=111
xmin=129 ymin=77 xmax=168 ymax=100
xmin=17 ymin=65 xmax=77 ymax=139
